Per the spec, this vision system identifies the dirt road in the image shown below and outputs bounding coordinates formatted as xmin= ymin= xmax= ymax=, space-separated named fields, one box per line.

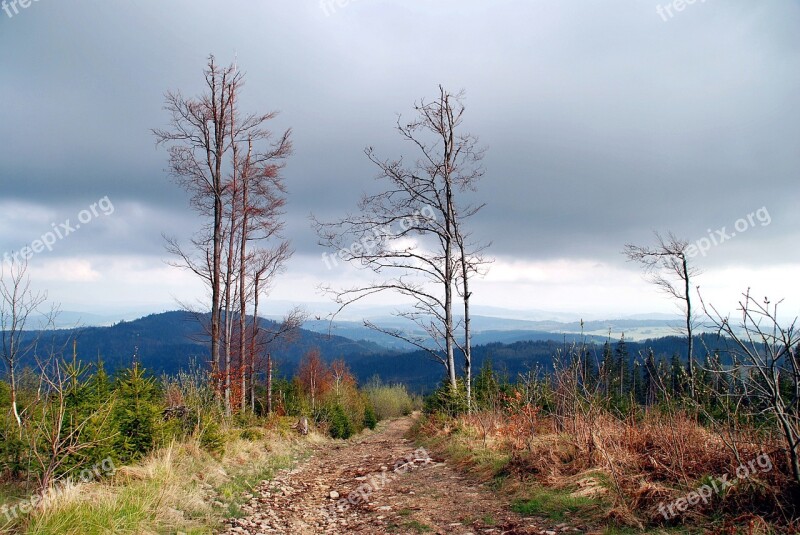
xmin=219 ymin=416 xmax=581 ymax=535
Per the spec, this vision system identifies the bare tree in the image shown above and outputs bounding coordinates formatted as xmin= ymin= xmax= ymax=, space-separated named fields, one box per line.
xmin=453 ymin=217 xmax=491 ymax=413
xmin=222 ymin=152 xmax=240 ymax=415
xmin=248 ymin=245 xmax=303 ymax=413
xmin=155 ymin=55 xmax=293 ymax=413
xmin=298 ymin=348 xmax=329 ymax=412
xmin=0 ymin=258 xmax=49 ymax=429
xmin=30 ymin=351 xmax=114 ymax=491
xmin=700 ymin=290 xmax=800 ymax=486
xmin=314 ymin=86 xmax=486 ymax=392
xmin=330 ymin=359 xmax=355 ymax=400
xmin=236 ymin=131 xmax=293 ymax=412
xmin=624 ymin=232 xmax=700 ymax=397
xmin=154 ymin=55 xmax=239 ymax=380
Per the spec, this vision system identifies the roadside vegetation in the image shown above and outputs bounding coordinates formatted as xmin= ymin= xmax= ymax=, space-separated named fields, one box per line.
xmin=0 ymin=349 xmax=418 ymax=534
xmin=414 ymin=341 xmax=800 ymax=534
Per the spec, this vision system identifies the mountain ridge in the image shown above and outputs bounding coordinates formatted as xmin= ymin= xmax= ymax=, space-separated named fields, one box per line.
xmin=8 ymin=310 xmax=721 ymax=392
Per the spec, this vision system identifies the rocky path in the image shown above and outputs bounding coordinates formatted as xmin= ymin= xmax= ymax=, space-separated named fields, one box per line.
xmin=220 ymin=416 xmax=582 ymax=535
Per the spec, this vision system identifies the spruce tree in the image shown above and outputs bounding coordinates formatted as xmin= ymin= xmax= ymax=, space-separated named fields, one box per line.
xmin=615 ymin=335 xmax=630 ymax=400
xmin=601 ymin=341 xmax=614 ymax=396
xmin=113 ymin=363 xmax=161 ymax=462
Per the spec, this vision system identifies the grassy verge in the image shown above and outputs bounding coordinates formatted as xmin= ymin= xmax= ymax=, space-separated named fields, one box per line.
xmin=511 ymin=487 xmax=597 ymax=522
xmin=4 ymin=417 xmax=321 ymax=534
xmin=410 ymin=415 xmax=608 ymax=528
xmin=409 ymin=414 xmax=752 ymax=535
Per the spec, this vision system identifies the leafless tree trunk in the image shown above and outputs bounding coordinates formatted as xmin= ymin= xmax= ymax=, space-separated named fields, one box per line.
xmin=234 ymin=124 xmax=292 ymax=415
xmin=154 ymin=56 xmax=240 ymax=382
xmin=461 ymin=267 xmax=472 ymax=410
xmin=248 ymin=245 xmax=301 ymax=413
xmin=453 ymin=217 xmax=491 ymax=413
xmin=155 ymin=56 xmax=293 ymax=414
xmin=624 ymin=232 xmax=700 ymax=398
xmin=223 ymin=125 xmax=240 ymax=416
xmin=238 ymin=141 xmax=251 ymax=413
xmin=250 ymin=261 xmax=262 ymax=414
xmin=314 ymin=86 xmax=486 ymax=393
xmin=1 ymin=258 xmax=49 ymax=430
xmin=266 ymin=353 xmax=273 ymax=414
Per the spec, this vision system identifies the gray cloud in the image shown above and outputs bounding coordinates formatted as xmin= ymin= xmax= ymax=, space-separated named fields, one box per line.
xmin=1 ymin=0 xmax=798 ymax=310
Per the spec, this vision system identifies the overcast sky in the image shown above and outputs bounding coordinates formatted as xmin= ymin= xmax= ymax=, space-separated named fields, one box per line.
xmin=1 ymin=0 xmax=798 ymax=320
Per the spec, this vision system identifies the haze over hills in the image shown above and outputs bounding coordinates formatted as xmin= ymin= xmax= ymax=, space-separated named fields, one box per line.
xmin=301 ymin=315 xmax=685 ymax=350
xmin=263 ymin=301 xmax=689 ymax=347
xmin=39 ymin=301 xmax=686 ymax=341
xmin=13 ymin=310 xmax=722 ymax=392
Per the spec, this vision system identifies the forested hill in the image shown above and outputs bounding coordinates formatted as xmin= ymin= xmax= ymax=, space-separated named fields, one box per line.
xmin=17 ymin=311 xmax=391 ymax=376
xmin=347 ymin=334 xmax=735 ymax=392
xmin=13 ymin=311 xmax=731 ymax=392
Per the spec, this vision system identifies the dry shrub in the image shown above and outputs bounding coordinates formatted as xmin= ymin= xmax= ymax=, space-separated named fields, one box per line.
xmin=716 ymin=514 xmax=773 ymax=534
xmin=165 ymin=383 xmax=185 ymax=408
xmin=497 ymin=403 xmax=543 ymax=450
xmin=629 ymin=480 xmax=676 ymax=522
xmin=462 ymin=410 xmax=508 ymax=450
xmin=507 ymin=426 xmax=587 ymax=480
xmin=437 ymin=404 xmax=798 ymax=528
xmin=625 ymin=412 xmax=731 ymax=484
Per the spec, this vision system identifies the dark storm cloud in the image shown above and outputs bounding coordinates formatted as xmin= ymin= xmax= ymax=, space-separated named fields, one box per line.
xmin=1 ymin=0 xmax=798 ymax=274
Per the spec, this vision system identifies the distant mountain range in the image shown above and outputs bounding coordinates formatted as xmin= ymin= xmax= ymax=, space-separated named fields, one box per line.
xmin=5 ymin=310 xmax=730 ymax=392
xmin=301 ymin=315 xmax=686 ymax=350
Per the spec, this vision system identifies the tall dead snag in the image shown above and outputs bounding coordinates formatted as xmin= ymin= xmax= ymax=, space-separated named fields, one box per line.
xmin=624 ymin=232 xmax=700 ymax=398
xmin=453 ymin=213 xmax=491 ymax=413
xmin=314 ymin=86 xmax=487 ymax=393
xmin=155 ymin=55 xmax=293 ymax=414
xmin=238 ymin=140 xmax=251 ymax=414
xmin=701 ymin=290 xmax=800 ymax=486
xmin=0 ymin=258 xmax=48 ymax=429
xmin=222 ymin=127 xmax=239 ymax=415
xmin=249 ymin=245 xmax=303 ymax=413
xmin=154 ymin=55 xmax=237 ymax=383
xmin=236 ymin=131 xmax=294 ymax=413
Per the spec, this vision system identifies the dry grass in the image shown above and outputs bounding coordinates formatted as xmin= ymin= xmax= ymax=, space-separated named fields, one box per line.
xmin=416 ymin=408 xmax=799 ymax=532
xmin=15 ymin=418 xmax=313 ymax=534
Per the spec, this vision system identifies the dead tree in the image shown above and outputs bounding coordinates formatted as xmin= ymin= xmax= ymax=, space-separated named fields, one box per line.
xmin=701 ymin=290 xmax=800 ymax=486
xmin=222 ymin=157 xmax=240 ymax=415
xmin=154 ymin=56 xmax=238 ymax=380
xmin=453 ymin=217 xmax=491 ymax=413
xmin=0 ymin=258 xmax=49 ymax=429
xmin=249 ymin=246 xmax=303 ymax=413
xmin=314 ymin=86 xmax=486 ymax=392
xmin=155 ymin=55 xmax=292 ymax=414
xmin=624 ymin=232 xmax=700 ymax=398
xmin=238 ymin=140 xmax=252 ymax=415
xmin=237 ymin=131 xmax=293 ymax=412
xmin=298 ymin=348 xmax=329 ymax=412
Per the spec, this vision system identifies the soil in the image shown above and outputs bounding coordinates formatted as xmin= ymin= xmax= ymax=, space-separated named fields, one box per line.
xmin=219 ymin=416 xmax=585 ymax=535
